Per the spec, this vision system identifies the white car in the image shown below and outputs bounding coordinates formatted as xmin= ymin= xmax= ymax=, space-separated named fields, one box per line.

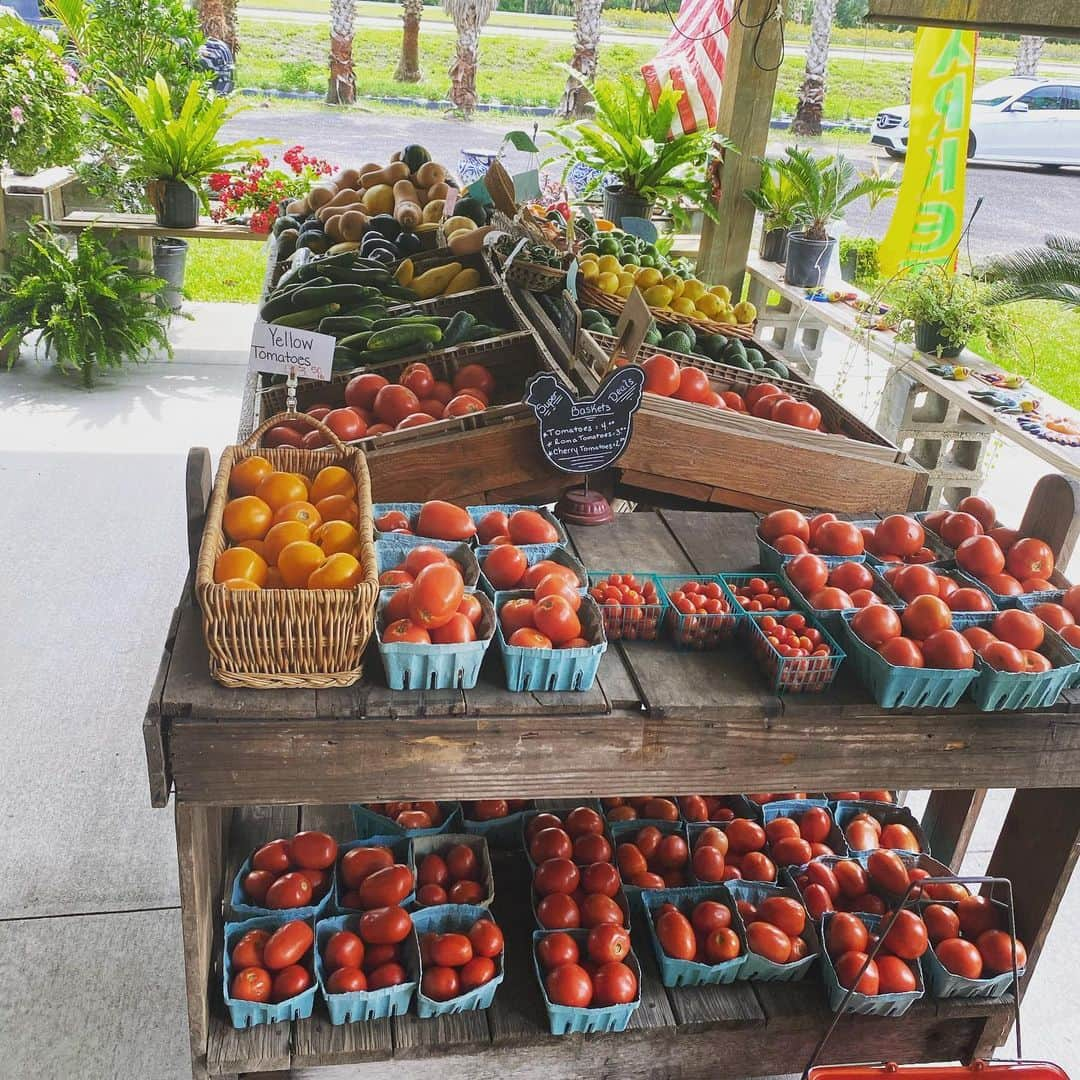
xmin=870 ymin=76 xmax=1080 ymax=167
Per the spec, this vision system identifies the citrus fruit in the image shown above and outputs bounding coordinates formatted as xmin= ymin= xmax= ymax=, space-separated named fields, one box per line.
xmin=313 ymin=520 xmax=362 ymax=557
xmin=308 ymin=552 xmax=363 ymax=589
xmin=256 ymin=472 xmax=308 ymax=512
xmin=309 ymin=465 xmax=356 ymax=504
xmin=229 ymin=456 xmax=273 ymax=497
xmin=214 ymin=546 xmax=268 ymax=586
xmin=223 ymin=496 xmax=272 ymax=542
xmin=264 ymin=520 xmax=311 ymax=565
xmin=278 ymin=541 xmax=327 ymax=588
xmin=272 ymin=500 xmax=322 ymax=530
xmin=315 ymin=495 xmax=359 ymax=527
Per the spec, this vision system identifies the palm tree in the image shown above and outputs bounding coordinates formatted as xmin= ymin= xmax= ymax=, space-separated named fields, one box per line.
xmin=1013 ymin=35 xmax=1045 ymax=76
xmin=328 ymin=0 xmax=357 ymax=104
xmin=560 ymin=0 xmax=604 ymax=117
xmin=196 ymin=0 xmax=238 ymax=53
xmin=443 ymin=0 xmax=497 ymax=116
xmin=982 ymin=235 xmax=1080 ymax=307
xmin=792 ymin=0 xmax=838 ymax=137
xmin=395 ymin=0 xmax=425 ymax=82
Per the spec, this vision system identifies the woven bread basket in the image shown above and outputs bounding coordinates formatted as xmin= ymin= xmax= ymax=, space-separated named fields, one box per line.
xmin=196 ymin=411 xmax=380 ymax=688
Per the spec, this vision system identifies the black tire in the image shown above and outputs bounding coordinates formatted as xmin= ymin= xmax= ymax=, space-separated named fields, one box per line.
xmin=885 ymin=147 xmax=906 ymax=160
xmin=967 ymin=132 xmax=977 ymax=159
xmin=1040 ymin=164 xmax=1063 ymax=172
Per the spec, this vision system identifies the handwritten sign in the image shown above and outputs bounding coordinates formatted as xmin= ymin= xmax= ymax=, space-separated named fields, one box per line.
xmin=249 ymin=319 xmax=334 ymax=382
xmin=524 ymin=367 xmax=644 ymax=475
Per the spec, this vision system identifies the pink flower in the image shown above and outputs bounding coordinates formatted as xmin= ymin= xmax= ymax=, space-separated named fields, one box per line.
xmin=10 ymin=105 xmax=24 ymax=128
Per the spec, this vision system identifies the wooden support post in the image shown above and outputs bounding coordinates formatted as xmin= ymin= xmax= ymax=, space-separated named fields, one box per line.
xmin=921 ymin=789 xmax=987 ymax=871
xmin=696 ymin=0 xmax=784 ymax=298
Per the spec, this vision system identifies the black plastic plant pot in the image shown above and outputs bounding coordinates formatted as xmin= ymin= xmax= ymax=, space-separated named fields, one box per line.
xmin=784 ymin=232 xmax=836 ymax=288
xmin=759 ymin=227 xmax=789 ymax=264
xmin=602 ymin=184 xmax=653 ymax=228
xmin=149 ymin=180 xmax=200 ymax=228
xmin=914 ymin=320 xmax=964 ymax=358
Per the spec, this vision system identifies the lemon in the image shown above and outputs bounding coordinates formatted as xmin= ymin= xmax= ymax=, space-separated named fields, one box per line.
xmin=721 ymin=310 xmax=738 ymax=325
xmin=643 ymin=284 xmax=674 ymax=308
xmin=580 ymin=260 xmax=600 ymax=282
xmin=597 ymin=254 xmax=621 ymax=275
xmin=635 ymin=266 xmax=662 ymax=288
xmin=617 ymin=271 xmax=636 ymax=290
xmin=661 ymin=274 xmax=684 ymax=299
xmin=597 ymin=271 xmax=620 ymax=295
xmin=616 ymin=283 xmax=634 ymax=299
xmin=709 ymin=284 xmax=732 ymax=303
xmin=733 ymin=300 xmax=757 ymax=324
xmin=681 ymin=279 xmax=706 ymax=302
xmin=579 ymin=253 xmax=598 ymax=266
xmin=671 ymin=297 xmax=698 ymax=316
xmin=695 ymin=293 xmax=721 ymax=318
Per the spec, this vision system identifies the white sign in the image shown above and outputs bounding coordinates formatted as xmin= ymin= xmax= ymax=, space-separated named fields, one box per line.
xmin=249 ymin=319 xmax=335 ymax=382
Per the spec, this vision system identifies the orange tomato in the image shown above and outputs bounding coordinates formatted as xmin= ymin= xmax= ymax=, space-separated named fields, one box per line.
xmin=265 ymin=520 xmax=312 ymax=565
xmin=309 ymin=552 xmax=363 ymax=589
xmin=278 ymin=540 xmax=326 ymax=588
xmin=256 ymin=472 xmax=308 ymax=513
xmin=223 ymin=578 xmax=260 ymax=590
xmin=223 ymin=496 xmax=273 ymax=542
xmin=313 ymin=520 xmax=361 ymax=558
xmin=236 ymin=539 xmax=269 ymax=560
xmin=509 ymin=627 xmax=553 ymax=649
xmin=215 ymin=546 xmax=268 ymax=586
xmin=230 ymin=455 xmax=273 ymax=497
xmin=315 ymin=495 xmax=359 ymax=527
xmin=272 ymin=500 xmax=322 ymax=530
xmin=309 ymin=465 xmax=356 ymax=503
xmin=416 ymin=501 xmax=476 ymax=542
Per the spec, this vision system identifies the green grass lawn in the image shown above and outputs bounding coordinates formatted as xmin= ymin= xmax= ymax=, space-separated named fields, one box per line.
xmin=184 ymin=239 xmax=267 ymax=303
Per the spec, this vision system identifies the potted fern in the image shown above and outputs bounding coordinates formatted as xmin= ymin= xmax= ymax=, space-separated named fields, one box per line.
xmin=0 ymin=222 xmax=173 ymax=386
xmin=548 ymin=75 xmax=732 ymax=228
xmin=90 ymin=74 xmax=271 ymax=228
xmin=745 ymin=157 xmax=802 ymax=263
xmin=775 ymin=149 xmax=900 ymax=288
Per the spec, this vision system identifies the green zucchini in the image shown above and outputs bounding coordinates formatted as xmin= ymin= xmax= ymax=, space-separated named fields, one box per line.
xmin=379 ymin=284 xmax=418 ymax=301
xmin=339 ymin=331 xmax=374 ymax=350
xmin=271 ymin=303 xmax=341 ymax=328
xmin=370 ymin=315 xmax=450 ymax=332
xmin=289 ymin=284 xmax=379 ymax=309
xmin=259 ymin=279 xmax=329 ymax=322
xmin=319 ymin=315 xmax=375 ymax=336
xmin=356 ymin=342 xmax=435 ymax=365
xmin=441 ymin=310 xmax=476 ymax=347
xmin=467 ymin=324 xmax=501 ymax=341
xmin=366 ymin=322 xmax=443 ymax=352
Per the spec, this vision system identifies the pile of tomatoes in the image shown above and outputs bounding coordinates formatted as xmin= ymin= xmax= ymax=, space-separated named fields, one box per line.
xmin=587 ymin=573 xmax=663 ymax=641
xmin=263 ymin=362 xmax=499 ymax=448
xmin=602 ymin=795 xmax=679 ymax=824
xmin=215 ymin=462 xmax=365 ymax=592
xmin=738 ymin=892 xmax=811 ymax=967
xmin=484 ymin=549 xmax=582 ymax=594
xmin=374 ymin=502 xmax=559 ymax=547
xmin=759 ymin=509 xmax=866 ymax=559
xmin=241 ymin=831 xmax=338 ymax=910
xmin=823 ymin=909 xmax=922 ymax=997
xmin=230 ymin=920 xmax=315 ymax=1005
xmin=664 ymin=579 xmax=735 ymax=647
xmin=498 ymin=589 xmax=592 ymax=652
xmin=675 ymin=796 xmax=739 ymax=822
xmin=785 ymin=556 xmax=888 ymax=611
xmin=337 ymin=842 xmax=414 ymax=911
xmin=1029 ymin=594 xmax=1080 ymax=650
xmin=841 ymin=810 xmax=921 ymax=853
xmin=880 ymin=563 xmax=992 ymax=612
xmin=727 ymin=577 xmax=794 ymax=612
xmin=527 ymin=806 xmax=627 ymax=931
xmin=416 ymin=842 xmax=488 ymax=907
xmin=418 ymin=917 xmax=504 ymax=1001
xmin=757 ymin=613 xmax=834 ymax=660
xmin=320 ymin=909 xmax=414 ymax=995
xmin=958 ymin=610 xmax=1059 ymax=674
xmin=750 ymin=612 xmax=840 ymax=692
xmin=536 ymin=926 xmax=638 ymax=1009
xmin=763 ymin=806 xmax=841 ymax=868
xmin=379 ymin=554 xmax=480 ymax=647
xmin=652 ymin=897 xmax=742 ymax=966
xmin=687 ymin=824 xmax=736 ymax=883
xmin=924 ymin=894 xmax=1027 ymax=981
xmin=378 ymin=543 xmax=469 ymax=590
xmin=361 ymin=800 xmax=449 ymax=831
xmin=615 ymin=824 xmax=692 ymax=889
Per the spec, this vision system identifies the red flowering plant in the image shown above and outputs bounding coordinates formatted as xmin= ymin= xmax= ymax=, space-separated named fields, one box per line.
xmin=210 ymin=145 xmax=337 ymax=233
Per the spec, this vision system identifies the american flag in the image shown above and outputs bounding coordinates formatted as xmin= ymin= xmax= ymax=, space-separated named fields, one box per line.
xmin=641 ymin=0 xmax=734 ymax=136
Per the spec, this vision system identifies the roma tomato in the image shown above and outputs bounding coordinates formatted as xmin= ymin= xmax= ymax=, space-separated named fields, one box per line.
xmin=955 ymin=535 xmax=1005 ymax=578
xmin=271 ymin=964 xmax=312 ymax=1003
xmin=581 ymin=861 xmax=621 ymax=897
xmin=957 ymin=496 xmax=997 ymax=531
xmin=448 ymin=880 xmax=486 ymax=904
xmin=508 ymin=509 xmax=559 ymax=545
xmin=327 ymin=966 xmax=368 ymax=993
xmin=263 ymin=920 xmax=314 ymax=970
xmin=726 ymin=818 xmax=767 ymax=854
xmin=826 ymin=912 xmax=869 ymax=957
xmin=580 ymin=893 xmax=625 ymax=929
xmin=588 ymin=924 xmax=631 ymax=964
xmin=759 ymin=897 xmax=806 ymax=937
xmin=367 ymin=962 xmax=408 ymax=990
xmin=430 ymin=933 xmax=473 ymax=967
xmin=459 ymin=956 xmax=497 ymax=992
xmin=536 ymin=892 xmax=581 ymax=929
xmin=691 ymin=901 xmax=731 ymax=935
xmin=834 ymin=952 xmax=879 ymax=995
xmin=866 ymin=849 xmax=910 ymax=894
xmin=266 ymin=872 xmax=313 ymax=910
xmin=957 ymin=895 xmax=1000 ymax=938
xmin=545 ymin=962 xmax=593 ymax=1007
xmin=422 ymin=966 xmax=460 ymax=1001
xmin=706 ymin=928 xmax=742 ymax=963
xmin=410 ymin=562 xmax=465 ymax=629
xmin=416 ymin=500 xmax=476 ymax=543
xmin=656 ymin=910 xmax=695 ymax=960
xmin=290 ymin=831 xmax=338 ymax=871
xmin=252 ymin=838 xmax=291 ymax=874
xmin=469 ymin=919 xmax=504 ymax=959
xmin=936 ymin=938 xmax=983 ymax=979
xmin=534 ymin=858 xmax=580 ymax=896
xmin=565 ymin=806 xmax=605 ymax=837
xmin=446 ymin=844 xmax=480 ymax=882
xmin=242 ymin=870 xmax=276 ymax=905
xmin=692 ymin=844 xmax=726 ymax=882
xmin=592 ymin=961 xmax=638 ymax=1005
xmin=835 ymin=860 xmax=869 ymax=899
xmin=882 ymin=909 xmax=929 ymax=960
xmin=976 ymin=930 xmax=1027 ymax=975
xmin=232 ymin=929 xmax=271 ymax=970
xmin=747 ymin=921 xmax=792 ymax=964
xmin=803 ymin=883 xmax=834 ymax=919
xmin=358 ymin=906 xmax=413 ymax=945
xmin=231 ymin=966 xmax=272 ymax=1002
xmin=923 ymin=903 xmax=961 ymax=944
xmin=357 ymin=865 xmax=413 ymax=910
xmin=537 ymin=931 xmax=580 ymax=970
xmin=939 ymin=512 xmax=984 ymax=547
xmin=531 ymin=827 xmax=573 ymax=863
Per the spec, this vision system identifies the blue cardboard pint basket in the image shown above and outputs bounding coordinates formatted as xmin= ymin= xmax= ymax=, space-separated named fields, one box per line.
xmin=314 ymin=913 xmax=417 ymax=1023
xmin=494 ymin=591 xmax=606 ymax=692
xmin=838 ymin=617 xmax=977 ymax=708
xmin=228 ymin=853 xmax=334 ymax=922
xmin=375 ymin=535 xmax=480 ymax=591
xmin=756 ymin=532 xmax=866 ymax=575
xmin=411 ymin=905 xmax=505 ymax=1016
xmin=819 ymin=911 xmax=923 ymax=1016
xmin=762 ymin=799 xmax=847 ymax=859
xmin=375 ymin=590 xmax=496 ymax=690
xmin=462 ymin=800 xmax=535 ymax=848
xmin=780 ymin=564 xmax=903 ymax=632
xmin=410 ymin=833 xmax=495 ymax=909
xmin=478 ymin=543 xmax=586 ymax=597
xmin=586 ymin=570 xmax=668 ymax=642
xmin=743 ymin=611 xmax=845 ymax=694
xmin=833 ymin=800 xmax=930 ymax=856
xmin=350 ymin=801 xmax=462 ymax=839
xmin=726 ymin=880 xmax=820 ymax=982
xmin=953 ymin=566 xmax=1072 ymax=610
xmin=333 ymin=835 xmax=415 ymax=913
xmin=641 ymin=885 xmax=748 ymax=987
xmin=532 ymin=928 xmax=641 ymax=1034
xmin=919 ymin=899 xmax=1022 ymax=999
xmin=654 ymin=574 xmax=744 ymax=649
xmin=608 ymin=819 xmax=690 ymax=911
xmin=466 ymin=503 xmax=568 ymax=546
xmin=1017 ymin=593 xmax=1080 ymax=685
xmin=223 ymin=914 xmax=317 ymax=1028
xmin=720 ymin=572 xmax=803 ymax=615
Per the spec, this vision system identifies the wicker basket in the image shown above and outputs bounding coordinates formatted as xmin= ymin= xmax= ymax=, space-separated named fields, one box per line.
xmin=196 ymin=412 xmax=380 ymax=688
xmin=500 ymin=254 xmax=567 ymax=294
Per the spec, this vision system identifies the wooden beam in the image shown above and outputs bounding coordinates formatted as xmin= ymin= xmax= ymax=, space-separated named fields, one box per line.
xmin=921 ymin=789 xmax=987 ymax=871
xmin=697 ymin=0 xmax=784 ymax=297
xmin=867 ymin=0 xmax=1080 ymax=37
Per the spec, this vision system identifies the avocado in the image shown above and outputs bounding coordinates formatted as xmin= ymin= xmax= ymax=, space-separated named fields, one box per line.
xmin=765 ymin=359 xmax=790 ymax=379
xmin=726 ymin=354 xmax=753 ymax=371
xmin=723 ymin=338 xmax=748 ymax=362
xmin=699 ymin=333 xmax=727 ymax=360
xmin=675 ymin=322 xmax=697 ymax=349
xmin=454 ymin=196 xmax=487 ymax=227
xmin=660 ymin=331 xmax=692 ymax=355
xmin=401 ymin=144 xmax=431 ymax=172
xmin=744 ymin=347 xmax=766 ymax=369
xmin=644 ymin=324 xmax=663 ymax=347
xmin=581 ymin=308 xmax=605 ymax=324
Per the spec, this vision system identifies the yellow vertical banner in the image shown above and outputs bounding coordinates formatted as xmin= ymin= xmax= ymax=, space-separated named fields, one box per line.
xmin=878 ymin=27 xmax=977 ymax=277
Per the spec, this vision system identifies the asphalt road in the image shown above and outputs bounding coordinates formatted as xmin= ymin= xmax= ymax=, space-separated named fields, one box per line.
xmin=223 ymin=106 xmax=1080 ymax=259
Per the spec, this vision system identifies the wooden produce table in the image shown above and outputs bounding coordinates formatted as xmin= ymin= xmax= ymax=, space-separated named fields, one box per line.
xmin=146 ymin=459 xmax=1080 ymax=1080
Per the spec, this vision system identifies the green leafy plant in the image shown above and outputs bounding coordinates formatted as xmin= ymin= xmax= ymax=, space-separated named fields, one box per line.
xmin=744 ymin=157 xmax=803 ymax=233
xmin=547 ymin=74 xmax=734 ymax=227
xmin=0 ymin=222 xmax=173 ymax=387
xmin=774 ymin=147 xmax=900 ymax=241
xmin=886 ymin=266 xmax=1017 ymax=357
xmin=981 ymin=234 xmax=1080 ymax=308
xmin=839 ymin=236 xmax=880 ymax=287
xmin=0 ymin=14 xmax=84 ymax=174
xmin=89 ymin=75 xmax=273 ymax=206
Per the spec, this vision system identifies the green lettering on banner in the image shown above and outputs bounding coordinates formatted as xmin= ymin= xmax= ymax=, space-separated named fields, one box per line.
xmin=930 ymin=29 xmax=972 ymax=78
xmin=928 ymin=137 xmax=961 ymax=195
xmin=910 ymin=201 xmax=957 ymax=256
xmin=933 ymin=72 xmax=969 ymax=131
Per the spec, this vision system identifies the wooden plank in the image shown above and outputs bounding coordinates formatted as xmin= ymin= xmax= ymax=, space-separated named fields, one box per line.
xmin=618 ymin=469 xmax=717 ymax=506
xmin=921 ymin=789 xmax=987 ymax=871
xmin=667 ymin=979 xmax=765 ymax=1031
xmin=58 ymin=210 xmax=263 ymax=240
xmin=1018 ymin=474 xmax=1080 ymax=567
xmin=188 ymin=447 xmax=213 ymax=585
xmin=866 ymin=0 xmax=1080 ymax=37
xmin=391 ymin=987 xmax=492 ymax=1060
xmin=661 ymin=509 xmax=761 ymax=573
xmin=206 ymin=1009 xmax=291 ymax=1079
xmin=145 ymin=602 xmax=182 ymax=808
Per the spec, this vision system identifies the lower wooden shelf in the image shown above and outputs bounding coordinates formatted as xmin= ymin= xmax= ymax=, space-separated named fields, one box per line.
xmin=206 ymin=829 xmax=1011 ymax=1079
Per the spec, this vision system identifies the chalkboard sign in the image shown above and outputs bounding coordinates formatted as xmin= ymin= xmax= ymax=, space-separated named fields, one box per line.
xmin=524 ymin=367 xmax=645 ymax=474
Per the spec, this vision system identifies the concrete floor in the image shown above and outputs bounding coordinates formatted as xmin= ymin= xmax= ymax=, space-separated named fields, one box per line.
xmin=0 ymin=302 xmax=1076 ymax=1079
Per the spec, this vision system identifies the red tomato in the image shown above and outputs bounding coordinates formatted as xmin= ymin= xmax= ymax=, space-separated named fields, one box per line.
xmin=545 ymin=962 xmax=593 ymax=1007
xmin=345 ymin=373 xmax=389 ymax=410
xmin=422 ymin=966 xmax=460 ymax=1002
xmin=1023 ymin=650 xmax=1053 ymax=673
xmin=691 ymin=901 xmax=731 ymax=935
xmin=534 ymin=858 xmax=580 ymax=896
xmin=263 ymin=425 xmax=305 ymax=449
xmin=641 ymin=353 xmax=681 ymax=396
xmin=948 ymin=587 xmax=994 ymax=612
xmin=448 ymin=880 xmax=486 ymax=904
xmin=955 ymin=535 xmax=1005 ymax=578
xmin=415 ymin=500 xmax=476 ymax=543
xmin=429 ymin=932 xmax=473 ymax=967
xmin=357 ymin=865 xmax=413 ymax=910
xmin=879 ymin=824 xmax=920 ymax=852
xmin=290 ymin=831 xmax=338 ymax=871
xmin=774 ymin=400 xmax=822 ymax=429
xmin=361 ymin=943 xmax=400 ymax=973
xmin=266 ymin=872 xmax=313 ymax=910
xmin=231 ymin=966 xmax=272 ymax=1002
xmin=752 ymin=391 xmax=793 ymax=419
xmin=271 ymin=963 xmax=312 ymax=1003
xmin=829 ymin=562 xmax=874 ymax=593
xmin=816 ymin=521 xmax=864 ymax=556
xmin=939 ymin=512 xmax=984 ymax=547
xmin=537 ymin=931 xmax=580 ymax=970
xmin=533 ymin=594 xmax=582 ymax=645
xmin=358 ymin=906 xmax=413 ymax=945
xmin=456 ymin=594 xmax=483 ymax=627
xmin=981 ymin=573 xmax=1025 ymax=596
xmin=580 ymin=893 xmax=625 ymax=929
xmin=326 ymin=966 xmax=368 ymax=993
xmin=446 ymin=843 xmax=480 ymax=882
xmin=706 ymin=928 xmax=742 ymax=963
xmin=673 ymin=366 xmax=712 ymax=403
xmin=834 ymin=952 xmax=879 ymax=995
xmin=956 ymin=496 xmax=997 ymax=531
xmin=807 ymin=861 xmax=841 ymax=899
xmin=957 ymin=895 xmax=1000 ymax=938
xmin=834 ymin=860 xmax=869 ymax=899
xmin=876 ymin=515 xmax=925 ymax=557
xmin=242 ymin=870 xmax=276 ymax=904
xmin=400 ymin=362 xmax=434 ymax=398
xmin=458 ymin=956 xmax=497 ymax=992
xmin=726 ymin=818 xmax=767 ymax=854
xmin=535 ymin=573 xmax=583 ymax=612
xmin=760 ymin=509 xmax=811 ymax=544
xmin=409 ymin=563 xmax=465 ymax=629
xmin=851 ymin=604 xmax=902 ymax=647
xmin=803 ymin=883 xmax=834 ymax=919
xmin=367 ymin=961 xmax=408 ymax=989
xmin=992 ymin=609 xmax=1044 ymax=651
xmin=901 ymin=595 xmax=952 ymax=640
xmin=483 ymin=544 xmax=527 ymax=590
xmin=799 ymin=806 xmax=833 ymax=845
xmin=581 ymin=861 xmax=621 ymax=898
xmin=263 ymin=920 xmax=314 ymax=970
xmin=508 ymin=509 xmax=560 ymax=545
xmin=383 ymin=619 xmax=431 ymax=645
xmin=891 ymin=564 xmax=940 ymax=602
xmin=747 ymin=921 xmax=792 ymax=964
xmin=588 ymin=924 xmax=631 ymax=964
xmin=786 ymin=553 xmax=829 ymax=594
xmin=882 ymin=909 xmax=929 ymax=959
xmin=453 ymin=362 xmax=496 ymax=398
xmin=1006 ymin=538 xmax=1054 ymax=582
xmin=922 ymin=629 xmax=975 ymax=669
xmin=981 ymin=641 xmax=1025 ymax=672
xmin=468 ymin=918 xmax=504 ymax=959
xmin=692 ymin=844 xmax=727 ymax=882
xmin=531 ymin=827 xmax=573 ymax=863
xmin=923 ymin=904 xmax=961 ymax=943
xmin=936 ymin=938 xmax=983 ymax=979
xmin=430 ymin=613 xmax=478 ymax=644
xmin=252 ymin=838 xmax=291 ymax=874
xmin=416 ymin=884 xmax=448 ymax=906
xmin=976 ymin=930 xmax=1027 ymax=975
xmin=232 ymin=929 xmax=271 ymax=969
xmin=573 ymin=833 xmax=612 ymax=865
xmin=593 ymin=960 xmax=638 ymax=1005
xmin=500 ymin=597 xmax=537 ymax=636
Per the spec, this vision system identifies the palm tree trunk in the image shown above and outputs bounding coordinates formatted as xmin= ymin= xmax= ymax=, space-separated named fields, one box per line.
xmin=559 ymin=0 xmax=603 ymax=117
xmin=196 ymin=0 xmax=227 ymax=45
xmin=792 ymin=0 xmax=837 ymax=137
xmin=328 ymin=0 xmax=357 ymax=104
xmin=223 ymin=0 xmax=239 ymax=54
xmin=396 ymin=0 xmax=425 ymax=82
xmin=1013 ymin=35 xmax=1045 ymax=76
xmin=443 ymin=0 xmax=496 ymax=117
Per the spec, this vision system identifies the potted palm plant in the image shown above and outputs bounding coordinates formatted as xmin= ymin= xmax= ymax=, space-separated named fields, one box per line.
xmin=548 ymin=75 xmax=733 ymax=229
xmin=744 ymin=157 xmax=802 ymax=263
xmin=774 ymin=148 xmax=900 ymax=288
xmin=90 ymin=74 xmax=272 ymax=228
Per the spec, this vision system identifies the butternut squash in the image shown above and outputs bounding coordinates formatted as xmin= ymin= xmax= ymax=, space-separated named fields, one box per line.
xmin=393 ymin=178 xmax=422 ymax=229
xmin=323 ymin=187 xmax=364 ymax=211
xmin=421 ymin=198 xmax=446 ymax=223
xmin=307 ymin=183 xmax=338 ymax=209
xmin=358 ymin=161 xmax=381 ymax=179
xmin=286 ymin=198 xmax=309 ymax=216
xmin=360 ymin=161 xmax=409 ymax=188
xmin=414 ymin=162 xmax=448 ymax=189
xmin=324 ymin=213 xmax=345 ymax=241
xmin=447 ymin=224 xmax=495 ymax=256
xmin=443 ymin=215 xmax=478 ymax=236
xmin=425 ymin=182 xmax=450 ymax=203
xmin=340 ymin=209 xmax=369 ymax=242
xmin=337 ymin=167 xmax=362 ymax=190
